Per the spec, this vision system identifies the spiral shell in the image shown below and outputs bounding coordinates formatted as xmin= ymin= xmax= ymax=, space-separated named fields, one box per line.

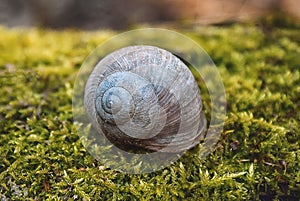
xmin=84 ymin=45 xmax=206 ymax=153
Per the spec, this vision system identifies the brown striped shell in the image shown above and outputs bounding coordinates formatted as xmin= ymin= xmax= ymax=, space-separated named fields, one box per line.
xmin=84 ymin=45 xmax=206 ymax=153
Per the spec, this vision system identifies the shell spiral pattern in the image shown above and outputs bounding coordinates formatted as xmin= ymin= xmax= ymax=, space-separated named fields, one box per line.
xmin=84 ymin=45 xmax=206 ymax=153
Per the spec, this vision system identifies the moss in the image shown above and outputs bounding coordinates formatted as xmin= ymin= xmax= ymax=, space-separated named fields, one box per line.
xmin=0 ymin=20 xmax=299 ymax=200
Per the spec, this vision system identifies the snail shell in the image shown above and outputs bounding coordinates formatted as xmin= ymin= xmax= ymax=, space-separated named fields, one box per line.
xmin=84 ymin=45 xmax=206 ymax=153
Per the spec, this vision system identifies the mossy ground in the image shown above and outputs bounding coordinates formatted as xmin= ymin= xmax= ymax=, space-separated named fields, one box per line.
xmin=0 ymin=17 xmax=300 ymax=200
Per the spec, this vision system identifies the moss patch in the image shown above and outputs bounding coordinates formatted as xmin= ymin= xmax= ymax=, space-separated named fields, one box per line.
xmin=0 ymin=20 xmax=299 ymax=200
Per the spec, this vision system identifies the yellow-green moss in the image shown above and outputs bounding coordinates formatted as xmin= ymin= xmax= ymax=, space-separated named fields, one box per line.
xmin=0 ymin=20 xmax=299 ymax=200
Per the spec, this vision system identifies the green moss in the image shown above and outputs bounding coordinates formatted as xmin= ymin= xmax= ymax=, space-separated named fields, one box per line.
xmin=0 ymin=21 xmax=299 ymax=200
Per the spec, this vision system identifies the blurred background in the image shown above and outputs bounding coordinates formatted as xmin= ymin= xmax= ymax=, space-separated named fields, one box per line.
xmin=0 ymin=0 xmax=299 ymax=29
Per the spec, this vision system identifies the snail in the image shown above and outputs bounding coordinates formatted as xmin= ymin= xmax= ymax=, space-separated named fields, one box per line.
xmin=84 ymin=45 xmax=206 ymax=153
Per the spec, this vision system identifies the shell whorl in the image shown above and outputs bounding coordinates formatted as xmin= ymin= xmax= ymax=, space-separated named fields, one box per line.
xmin=84 ymin=45 xmax=206 ymax=153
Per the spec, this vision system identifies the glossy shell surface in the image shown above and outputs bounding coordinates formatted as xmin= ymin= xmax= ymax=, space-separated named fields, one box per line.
xmin=84 ymin=45 xmax=206 ymax=153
